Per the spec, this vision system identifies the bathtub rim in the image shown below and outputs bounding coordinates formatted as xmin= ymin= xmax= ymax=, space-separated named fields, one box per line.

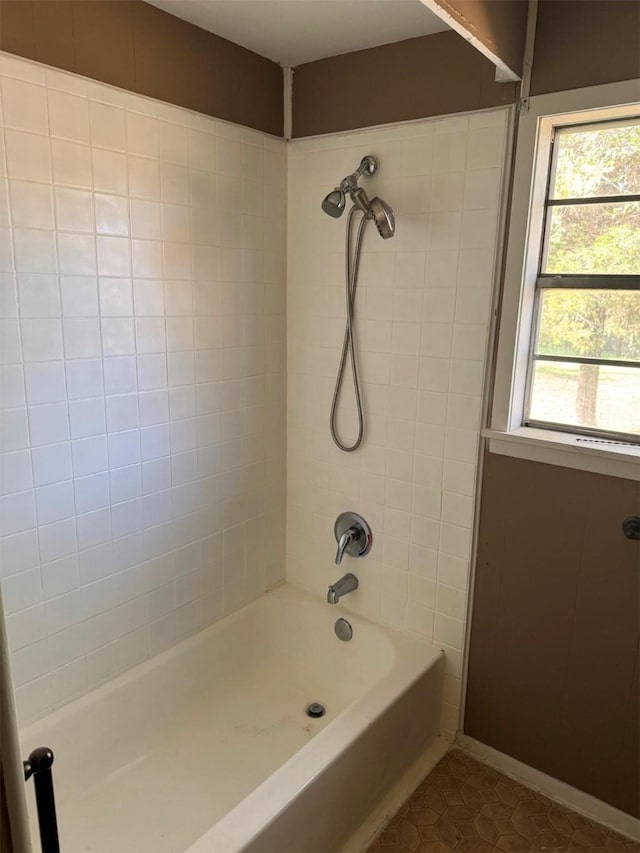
xmin=19 ymin=583 xmax=437 ymax=743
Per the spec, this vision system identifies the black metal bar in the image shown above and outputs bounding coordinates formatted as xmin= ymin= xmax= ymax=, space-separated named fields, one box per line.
xmin=533 ymin=353 xmax=640 ymax=369
xmin=536 ymin=274 xmax=640 ymax=290
xmin=546 ymin=193 xmax=640 ymax=206
xmin=23 ymin=747 xmax=60 ymax=853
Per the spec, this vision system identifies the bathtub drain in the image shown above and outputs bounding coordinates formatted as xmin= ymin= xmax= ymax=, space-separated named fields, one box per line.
xmin=306 ymin=702 xmax=326 ymax=718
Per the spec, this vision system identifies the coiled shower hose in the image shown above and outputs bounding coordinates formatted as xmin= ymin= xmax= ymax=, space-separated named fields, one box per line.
xmin=330 ymin=207 xmax=369 ymax=452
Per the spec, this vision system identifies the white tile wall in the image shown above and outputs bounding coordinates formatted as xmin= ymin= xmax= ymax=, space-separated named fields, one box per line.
xmin=0 ymin=52 xmax=286 ymax=723
xmin=286 ymin=110 xmax=509 ymax=740
xmin=0 ymin=48 xmax=510 ymax=743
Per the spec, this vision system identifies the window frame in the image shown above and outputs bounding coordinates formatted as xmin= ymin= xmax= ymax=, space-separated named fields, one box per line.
xmin=524 ymin=116 xmax=640 ymax=442
xmin=488 ymin=79 xmax=640 ymax=478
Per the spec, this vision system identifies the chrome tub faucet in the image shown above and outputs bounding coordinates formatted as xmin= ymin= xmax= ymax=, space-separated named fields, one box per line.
xmin=327 ymin=573 xmax=359 ymax=604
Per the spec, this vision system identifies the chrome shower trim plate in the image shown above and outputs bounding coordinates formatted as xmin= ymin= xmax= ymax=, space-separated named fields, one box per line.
xmin=334 ymin=512 xmax=373 ymax=559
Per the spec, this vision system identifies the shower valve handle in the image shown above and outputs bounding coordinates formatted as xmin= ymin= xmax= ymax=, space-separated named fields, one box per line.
xmin=334 ymin=512 xmax=373 ymax=563
xmin=335 ymin=528 xmax=359 ymax=564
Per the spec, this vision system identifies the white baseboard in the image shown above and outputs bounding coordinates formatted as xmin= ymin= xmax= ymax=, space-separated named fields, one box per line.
xmin=456 ymin=734 xmax=640 ymax=843
xmin=337 ymin=736 xmax=450 ymax=853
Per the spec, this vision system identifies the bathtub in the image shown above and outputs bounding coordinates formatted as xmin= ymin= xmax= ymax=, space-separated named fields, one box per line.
xmin=20 ymin=585 xmax=444 ymax=853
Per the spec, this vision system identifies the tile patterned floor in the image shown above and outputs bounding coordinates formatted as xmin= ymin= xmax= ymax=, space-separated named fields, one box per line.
xmin=367 ymin=750 xmax=640 ymax=853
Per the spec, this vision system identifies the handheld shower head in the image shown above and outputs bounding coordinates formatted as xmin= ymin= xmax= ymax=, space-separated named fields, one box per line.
xmin=321 ymin=188 xmax=346 ymax=218
xmin=369 ymin=196 xmax=395 ymax=239
xmin=325 ymin=156 xmax=396 ymax=453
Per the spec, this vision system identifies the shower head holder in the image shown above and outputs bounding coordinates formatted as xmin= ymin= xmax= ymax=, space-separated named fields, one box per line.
xmin=339 ymin=156 xmax=378 ymax=193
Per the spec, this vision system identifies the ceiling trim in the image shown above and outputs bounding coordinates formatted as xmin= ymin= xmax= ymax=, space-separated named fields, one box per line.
xmin=419 ymin=0 xmax=524 ymax=82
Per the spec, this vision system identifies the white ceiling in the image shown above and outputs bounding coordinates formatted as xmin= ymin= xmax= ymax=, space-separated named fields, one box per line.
xmin=147 ymin=0 xmax=450 ymax=67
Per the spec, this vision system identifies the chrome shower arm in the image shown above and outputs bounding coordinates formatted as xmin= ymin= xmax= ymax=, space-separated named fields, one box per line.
xmin=353 ymin=155 xmax=377 ymax=179
xmin=339 ymin=155 xmax=378 ymax=192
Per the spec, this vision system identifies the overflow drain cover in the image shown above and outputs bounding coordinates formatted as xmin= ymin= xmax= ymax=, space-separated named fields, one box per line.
xmin=306 ymin=702 xmax=326 ymax=718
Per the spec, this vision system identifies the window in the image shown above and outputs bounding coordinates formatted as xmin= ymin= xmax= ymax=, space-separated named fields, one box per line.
xmin=490 ymin=82 xmax=640 ymax=474
xmin=525 ymin=118 xmax=640 ymax=440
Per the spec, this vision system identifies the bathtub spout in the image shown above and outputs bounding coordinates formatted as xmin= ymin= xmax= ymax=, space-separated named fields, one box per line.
xmin=327 ymin=573 xmax=358 ymax=604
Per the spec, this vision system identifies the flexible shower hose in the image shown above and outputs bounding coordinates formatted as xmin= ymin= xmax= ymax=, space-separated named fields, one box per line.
xmin=330 ymin=206 xmax=369 ymax=452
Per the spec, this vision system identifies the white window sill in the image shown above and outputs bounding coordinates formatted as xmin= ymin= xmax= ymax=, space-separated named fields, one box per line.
xmin=483 ymin=427 xmax=640 ymax=481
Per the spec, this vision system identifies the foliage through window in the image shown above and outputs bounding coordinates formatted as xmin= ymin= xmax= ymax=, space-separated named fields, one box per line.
xmin=526 ymin=118 xmax=640 ymax=440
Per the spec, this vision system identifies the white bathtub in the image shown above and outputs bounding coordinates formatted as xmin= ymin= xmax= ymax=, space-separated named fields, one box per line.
xmin=20 ymin=585 xmax=444 ymax=853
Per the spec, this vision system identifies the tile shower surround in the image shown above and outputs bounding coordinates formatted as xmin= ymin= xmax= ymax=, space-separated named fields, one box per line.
xmin=286 ymin=111 xmax=509 ymax=738
xmin=0 ymin=49 xmax=509 ymax=736
xmin=0 ymin=53 xmax=286 ymax=722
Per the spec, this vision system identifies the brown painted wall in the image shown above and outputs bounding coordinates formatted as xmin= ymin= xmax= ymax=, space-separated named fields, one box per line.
xmin=292 ymin=0 xmax=640 ymax=139
xmin=531 ymin=0 xmax=640 ymax=95
xmin=292 ymin=30 xmax=517 ymax=138
xmin=463 ymin=0 xmax=640 ymax=818
xmin=465 ymin=452 xmax=640 ymax=817
xmin=0 ymin=0 xmax=284 ymax=136
xmin=430 ymin=0 xmax=528 ymax=78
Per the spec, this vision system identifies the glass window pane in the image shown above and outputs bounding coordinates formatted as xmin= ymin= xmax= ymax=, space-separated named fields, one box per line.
xmin=542 ymin=200 xmax=640 ymax=275
xmin=536 ymin=289 xmax=640 ymax=362
xmin=528 ymin=360 xmax=640 ymax=436
xmin=550 ymin=120 xmax=640 ymax=200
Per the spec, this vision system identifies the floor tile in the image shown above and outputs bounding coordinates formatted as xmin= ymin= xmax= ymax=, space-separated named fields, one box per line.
xmin=366 ymin=751 xmax=640 ymax=853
